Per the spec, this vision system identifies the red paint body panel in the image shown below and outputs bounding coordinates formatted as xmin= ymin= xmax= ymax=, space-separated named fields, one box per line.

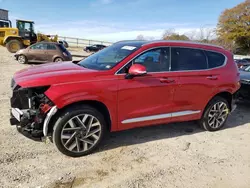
xmin=13 ymin=41 xmax=240 ymax=132
xmin=116 ymin=72 xmax=179 ymax=130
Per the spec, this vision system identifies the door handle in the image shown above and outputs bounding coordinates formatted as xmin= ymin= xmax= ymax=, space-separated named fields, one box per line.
xmin=160 ymin=77 xmax=175 ymax=83
xmin=207 ymin=75 xmax=218 ymax=80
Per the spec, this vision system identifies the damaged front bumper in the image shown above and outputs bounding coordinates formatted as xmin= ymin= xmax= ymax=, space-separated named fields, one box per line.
xmin=10 ymin=79 xmax=57 ymax=141
xmin=10 ymin=106 xmax=58 ymax=141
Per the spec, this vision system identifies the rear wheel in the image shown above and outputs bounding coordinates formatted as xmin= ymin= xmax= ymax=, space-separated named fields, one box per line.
xmin=199 ymin=97 xmax=230 ymax=131
xmin=17 ymin=55 xmax=27 ymax=64
xmin=6 ymin=39 xmax=23 ymax=53
xmin=53 ymin=105 xmax=106 ymax=157
xmin=54 ymin=57 xmax=63 ymax=62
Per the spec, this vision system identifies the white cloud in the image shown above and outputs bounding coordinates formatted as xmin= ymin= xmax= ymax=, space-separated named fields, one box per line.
xmin=35 ymin=20 xmax=215 ymax=42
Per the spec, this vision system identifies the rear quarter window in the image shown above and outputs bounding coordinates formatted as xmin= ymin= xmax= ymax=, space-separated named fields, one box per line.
xmin=206 ymin=51 xmax=225 ymax=68
xmin=47 ymin=44 xmax=57 ymax=50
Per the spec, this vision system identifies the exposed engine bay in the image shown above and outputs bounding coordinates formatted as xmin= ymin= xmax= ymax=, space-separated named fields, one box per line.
xmin=10 ymin=79 xmax=54 ymax=141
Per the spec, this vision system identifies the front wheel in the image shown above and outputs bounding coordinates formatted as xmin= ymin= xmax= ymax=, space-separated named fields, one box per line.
xmin=6 ymin=39 xmax=23 ymax=53
xmin=53 ymin=105 xmax=106 ymax=157
xmin=199 ymin=97 xmax=230 ymax=131
xmin=17 ymin=55 xmax=27 ymax=64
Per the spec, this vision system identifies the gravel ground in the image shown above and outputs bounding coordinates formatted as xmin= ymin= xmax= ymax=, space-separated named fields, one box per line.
xmin=0 ymin=46 xmax=250 ymax=188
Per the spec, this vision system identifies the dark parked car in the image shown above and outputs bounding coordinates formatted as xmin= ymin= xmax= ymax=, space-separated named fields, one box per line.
xmin=235 ymin=59 xmax=250 ymax=69
xmin=83 ymin=44 xmax=106 ymax=52
xmin=14 ymin=42 xmax=72 ymax=64
xmin=242 ymin=58 xmax=250 ymax=62
xmin=238 ymin=66 xmax=250 ymax=100
xmin=58 ymin=40 xmax=69 ymax=48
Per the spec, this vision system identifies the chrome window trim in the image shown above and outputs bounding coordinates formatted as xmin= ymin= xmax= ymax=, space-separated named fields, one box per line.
xmin=121 ymin=110 xmax=201 ymax=124
xmin=141 ymin=40 xmax=224 ymax=49
xmin=115 ymin=46 xmax=227 ymax=75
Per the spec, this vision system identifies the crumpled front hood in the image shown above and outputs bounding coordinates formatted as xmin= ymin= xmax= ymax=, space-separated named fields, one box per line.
xmin=14 ymin=61 xmax=98 ymax=88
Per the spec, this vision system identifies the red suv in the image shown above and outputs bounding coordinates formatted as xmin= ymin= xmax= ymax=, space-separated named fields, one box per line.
xmin=10 ymin=40 xmax=240 ymax=157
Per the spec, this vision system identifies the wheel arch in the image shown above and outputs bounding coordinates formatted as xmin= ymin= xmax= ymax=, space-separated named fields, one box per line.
xmin=47 ymin=100 xmax=112 ymax=136
xmin=53 ymin=56 xmax=63 ymax=62
xmin=4 ymin=36 xmax=22 ymax=44
xmin=203 ymin=91 xmax=233 ymax=116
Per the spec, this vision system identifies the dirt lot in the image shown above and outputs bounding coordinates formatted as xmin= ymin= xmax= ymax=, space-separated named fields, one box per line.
xmin=0 ymin=46 xmax=250 ymax=188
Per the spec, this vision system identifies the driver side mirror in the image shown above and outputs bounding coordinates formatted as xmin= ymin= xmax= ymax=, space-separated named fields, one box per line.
xmin=125 ymin=64 xmax=147 ymax=79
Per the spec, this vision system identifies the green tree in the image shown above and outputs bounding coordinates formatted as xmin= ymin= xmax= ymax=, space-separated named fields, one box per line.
xmin=162 ymin=29 xmax=190 ymax=41
xmin=217 ymin=0 xmax=250 ymax=54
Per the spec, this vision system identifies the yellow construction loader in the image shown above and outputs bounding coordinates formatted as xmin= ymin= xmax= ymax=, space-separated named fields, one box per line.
xmin=0 ymin=19 xmax=59 ymax=53
xmin=0 ymin=9 xmax=66 ymax=53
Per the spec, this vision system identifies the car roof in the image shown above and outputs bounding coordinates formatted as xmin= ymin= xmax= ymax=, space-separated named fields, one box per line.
xmin=114 ymin=40 xmax=224 ymax=49
xmin=16 ymin=19 xmax=34 ymax=23
xmin=37 ymin=41 xmax=59 ymax=45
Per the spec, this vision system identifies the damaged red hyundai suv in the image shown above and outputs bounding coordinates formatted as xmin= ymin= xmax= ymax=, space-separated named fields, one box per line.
xmin=10 ymin=40 xmax=240 ymax=157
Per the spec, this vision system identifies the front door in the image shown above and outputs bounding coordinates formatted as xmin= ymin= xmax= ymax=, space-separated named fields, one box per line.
xmin=46 ymin=43 xmax=58 ymax=61
xmin=116 ymin=47 xmax=179 ymax=130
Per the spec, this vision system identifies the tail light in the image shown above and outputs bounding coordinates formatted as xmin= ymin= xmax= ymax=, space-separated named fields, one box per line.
xmin=63 ymin=52 xmax=68 ymax=57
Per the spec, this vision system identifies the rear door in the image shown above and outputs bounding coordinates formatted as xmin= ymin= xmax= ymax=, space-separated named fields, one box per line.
xmin=27 ymin=43 xmax=48 ymax=62
xmin=46 ymin=43 xmax=58 ymax=62
xmin=170 ymin=47 xmax=214 ymax=121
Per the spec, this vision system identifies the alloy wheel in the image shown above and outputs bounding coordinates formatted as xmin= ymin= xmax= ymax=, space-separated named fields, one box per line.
xmin=18 ymin=55 xmax=26 ymax=64
xmin=60 ymin=114 xmax=102 ymax=153
xmin=208 ymin=102 xmax=228 ymax=129
xmin=55 ymin=58 xmax=63 ymax=62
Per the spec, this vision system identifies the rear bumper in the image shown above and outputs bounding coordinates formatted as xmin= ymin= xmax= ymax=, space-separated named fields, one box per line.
xmin=232 ymin=92 xmax=237 ymax=111
xmin=236 ymin=83 xmax=250 ymax=101
xmin=64 ymin=56 xmax=72 ymax=61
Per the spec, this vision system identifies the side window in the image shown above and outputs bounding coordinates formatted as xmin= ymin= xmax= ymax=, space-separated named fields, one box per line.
xmin=47 ymin=44 xmax=57 ymax=50
xmin=30 ymin=43 xmax=47 ymax=50
xmin=206 ymin=51 xmax=225 ymax=68
xmin=171 ymin=48 xmax=208 ymax=71
xmin=133 ymin=48 xmax=170 ymax=72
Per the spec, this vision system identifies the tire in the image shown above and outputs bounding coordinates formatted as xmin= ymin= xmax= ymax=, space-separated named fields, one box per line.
xmin=53 ymin=105 xmax=107 ymax=157
xmin=54 ymin=57 xmax=63 ymax=62
xmin=6 ymin=39 xmax=23 ymax=53
xmin=199 ymin=96 xmax=230 ymax=131
xmin=17 ymin=55 xmax=27 ymax=64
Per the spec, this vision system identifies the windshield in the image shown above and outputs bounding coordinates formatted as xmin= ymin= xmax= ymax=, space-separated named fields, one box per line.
xmin=78 ymin=43 xmax=139 ymax=70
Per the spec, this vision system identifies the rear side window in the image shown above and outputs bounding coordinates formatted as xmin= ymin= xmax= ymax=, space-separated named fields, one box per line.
xmin=206 ymin=51 xmax=225 ymax=68
xmin=171 ymin=47 xmax=207 ymax=71
xmin=47 ymin=44 xmax=57 ymax=50
xmin=30 ymin=43 xmax=47 ymax=50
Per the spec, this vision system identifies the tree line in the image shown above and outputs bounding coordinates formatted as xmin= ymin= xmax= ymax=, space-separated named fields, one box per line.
xmin=136 ymin=0 xmax=250 ymax=55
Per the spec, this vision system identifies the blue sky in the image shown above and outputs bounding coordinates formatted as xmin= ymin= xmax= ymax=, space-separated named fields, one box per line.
xmin=0 ymin=0 xmax=243 ymax=42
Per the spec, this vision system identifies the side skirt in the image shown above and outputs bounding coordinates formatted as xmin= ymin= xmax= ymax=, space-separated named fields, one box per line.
xmin=122 ymin=110 xmax=201 ymax=124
